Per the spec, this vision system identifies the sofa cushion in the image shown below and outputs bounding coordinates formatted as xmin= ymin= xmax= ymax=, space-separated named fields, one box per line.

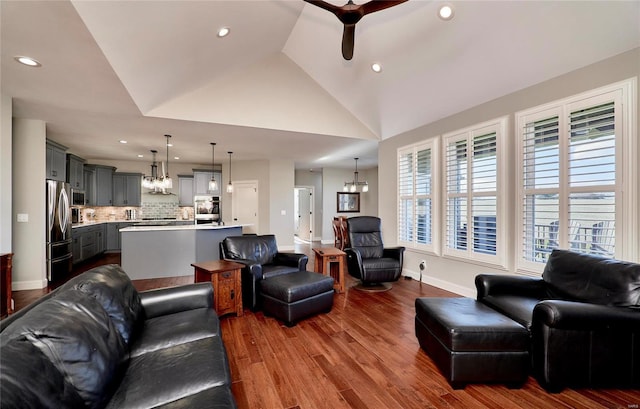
xmin=543 ymin=249 xmax=640 ymax=307
xmin=153 ymin=385 xmax=237 ymax=408
xmin=107 ymin=337 xmax=231 ymax=409
xmin=0 ymin=335 xmax=85 ymax=408
xmin=129 ymin=307 xmax=221 ymax=358
xmin=1 ymin=290 xmax=127 ymax=408
xmin=68 ymin=264 xmax=143 ymax=345
xmin=223 ymin=234 xmax=278 ymax=265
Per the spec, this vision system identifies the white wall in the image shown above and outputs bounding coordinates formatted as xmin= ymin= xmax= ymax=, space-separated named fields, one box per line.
xmin=0 ymin=94 xmax=12 ymax=253
xmin=268 ymin=160 xmax=295 ymax=248
xmin=12 ymin=118 xmax=47 ymax=290
xmin=378 ymin=48 xmax=640 ymax=297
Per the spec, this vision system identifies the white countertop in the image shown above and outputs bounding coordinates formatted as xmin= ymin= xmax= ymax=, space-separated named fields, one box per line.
xmin=72 ymin=219 xmax=194 ymax=229
xmin=120 ymin=224 xmax=247 ymax=232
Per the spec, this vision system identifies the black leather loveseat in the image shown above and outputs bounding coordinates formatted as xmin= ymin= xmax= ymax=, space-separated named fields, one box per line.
xmin=0 ymin=264 xmax=236 ymax=408
xmin=220 ymin=234 xmax=308 ymax=311
xmin=476 ymin=249 xmax=640 ymax=391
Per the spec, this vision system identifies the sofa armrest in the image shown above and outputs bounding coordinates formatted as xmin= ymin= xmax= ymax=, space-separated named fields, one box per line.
xmin=140 ymin=282 xmax=213 ymax=319
xmin=533 ymin=300 xmax=640 ymax=330
xmin=275 ymin=252 xmax=308 ymax=270
xmin=475 ymin=274 xmax=546 ymax=301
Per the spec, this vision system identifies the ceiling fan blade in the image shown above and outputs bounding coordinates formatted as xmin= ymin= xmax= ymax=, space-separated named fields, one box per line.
xmin=342 ymin=24 xmax=355 ymax=60
xmin=303 ymin=0 xmax=341 ymax=16
xmin=361 ymin=0 xmax=408 ymax=16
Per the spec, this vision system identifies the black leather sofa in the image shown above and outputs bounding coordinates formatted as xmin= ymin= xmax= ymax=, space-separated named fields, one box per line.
xmin=220 ymin=234 xmax=308 ymax=310
xmin=0 ymin=264 xmax=236 ymax=408
xmin=476 ymin=249 xmax=640 ymax=392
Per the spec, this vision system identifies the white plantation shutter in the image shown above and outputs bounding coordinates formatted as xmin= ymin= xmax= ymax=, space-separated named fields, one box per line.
xmin=398 ymin=141 xmax=437 ymax=252
xmin=443 ymin=118 xmax=505 ymax=265
xmin=516 ymin=80 xmax=633 ymax=272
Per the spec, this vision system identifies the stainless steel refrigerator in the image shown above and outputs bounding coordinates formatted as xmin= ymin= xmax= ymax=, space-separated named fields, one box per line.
xmin=46 ymin=180 xmax=72 ymax=282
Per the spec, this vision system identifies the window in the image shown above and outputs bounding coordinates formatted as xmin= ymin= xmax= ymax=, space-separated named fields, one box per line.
xmin=516 ymin=79 xmax=636 ymax=271
xmin=443 ymin=118 xmax=506 ymax=266
xmin=398 ymin=140 xmax=438 ymax=252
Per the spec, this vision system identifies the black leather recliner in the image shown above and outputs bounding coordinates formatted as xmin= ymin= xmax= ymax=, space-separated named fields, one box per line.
xmin=220 ymin=234 xmax=308 ymax=310
xmin=345 ymin=216 xmax=405 ymax=289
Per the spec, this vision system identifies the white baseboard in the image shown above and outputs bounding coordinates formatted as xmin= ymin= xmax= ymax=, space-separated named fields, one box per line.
xmin=402 ymin=268 xmax=475 ymax=298
xmin=13 ymin=279 xmax=48 ymax=291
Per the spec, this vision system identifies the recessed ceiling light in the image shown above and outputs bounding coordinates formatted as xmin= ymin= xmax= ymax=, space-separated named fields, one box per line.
xmin=217 ymin=27 xmax=230 ymax=38
xmin=438 ymin=4 xmax=454 ymax=20
xmin=137 ymin=154 xmax=144 ymax=158
xmin=166 ymin=143 xmax=173 ymax=147
xmin=119 ymin=140 xmax=127 ymax=144
xmin=174 ymin=156 xmax=180 ymax=160
xmin=371 ymin=63 xmax=382 ymax=73
xmin=14 ymin=56 xmax=41 ymax=67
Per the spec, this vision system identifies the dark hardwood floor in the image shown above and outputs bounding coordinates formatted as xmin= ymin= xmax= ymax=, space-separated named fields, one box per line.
xmin=10 ymin=243 xmax=640 ymax=409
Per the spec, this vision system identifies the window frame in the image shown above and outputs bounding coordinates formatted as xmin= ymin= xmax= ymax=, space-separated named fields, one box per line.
xmin=397 ymin=138 xmax=439 ymax=254
xmin=441 ymin=117 xmax=507 ymax=268
xmin=515 ymin=78 xmax=637 ymax=273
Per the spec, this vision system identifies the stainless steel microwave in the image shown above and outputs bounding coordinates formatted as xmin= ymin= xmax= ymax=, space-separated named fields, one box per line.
xmin=71 ymin=189 xmax=86 ymax=206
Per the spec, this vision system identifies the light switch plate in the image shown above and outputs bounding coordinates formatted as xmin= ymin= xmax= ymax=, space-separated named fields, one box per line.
xmin=17 ymin=213 xmax=28 ymax=222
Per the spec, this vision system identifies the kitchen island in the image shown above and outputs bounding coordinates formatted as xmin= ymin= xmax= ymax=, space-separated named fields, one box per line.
xmin=120 ymin=224 xmax=244 ymax=280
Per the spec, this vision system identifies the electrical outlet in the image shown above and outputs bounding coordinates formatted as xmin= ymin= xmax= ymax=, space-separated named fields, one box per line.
xmin=419 ymin=260 xmax=426 ymax=271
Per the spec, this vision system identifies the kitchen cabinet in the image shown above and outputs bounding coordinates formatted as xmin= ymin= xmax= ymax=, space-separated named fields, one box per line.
xmin=72 ymin=224 xmax=106 ymax=264
xmin=46 ymin=139 xmax=67 ymax=182
xmin=85 ymin=165 xmax=115 ymax=206
xmin=178 ymin=175 xmax=194 ymax=206
xmin=106 ymin=222 xmax=134 ymax=251
xmin=66 ymin=154 xmax=86 ymax=190
xmin=113 ymin=172 xmax=142 ymax=206
xmin=193 ymin=169 xmax=222 ymax=196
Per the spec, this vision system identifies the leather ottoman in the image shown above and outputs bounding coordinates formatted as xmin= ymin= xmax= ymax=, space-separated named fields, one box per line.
xmin=260 ymin=271 xmax=334 ymax=327
xmin=415 ymin=297 xmax=529 ymax=389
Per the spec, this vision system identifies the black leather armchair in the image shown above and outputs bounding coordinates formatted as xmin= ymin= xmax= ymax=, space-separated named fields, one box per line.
xmin=345 ymin=216 xmax=405 ymax=289
xmin=476 ymin=249 xmax=640 ymax=392
xmin=220 ymin=234 xmax=308 ymax=310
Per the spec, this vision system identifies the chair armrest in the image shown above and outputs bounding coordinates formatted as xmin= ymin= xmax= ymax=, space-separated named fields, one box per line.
xmin=344 ymin=247 xmax=364 ymax=279
xmin=383 ymin=247 xmax=405 ymax=260
xmin=139 ymin=282 xmax=213 ymax=319
xmin=533 ymin=300 xmax=640 ymax=330
xmin=275 ymin=252 xmax=309 ymax=270
xmin=475 ymin=274 xmax=546 ymax=301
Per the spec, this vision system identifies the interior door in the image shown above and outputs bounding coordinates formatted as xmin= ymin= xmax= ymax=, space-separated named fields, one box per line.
xmin=295 ymin=187 xmax=312 ymax=241
xmin=232 ymin=181 xmax=258 ymax=234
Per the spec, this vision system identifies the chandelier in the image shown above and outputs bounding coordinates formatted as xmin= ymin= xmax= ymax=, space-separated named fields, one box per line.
xmin=141 ymin=134 xmax=173 ymax=192
xmin=344 ymin=157 xmax=368 ymax=192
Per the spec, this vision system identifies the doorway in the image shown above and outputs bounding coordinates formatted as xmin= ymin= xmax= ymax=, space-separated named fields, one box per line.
xmin=231 ymin=181 xmax=259 ymax=234
xmin=294 ymin=187 xmax=313 ymax=242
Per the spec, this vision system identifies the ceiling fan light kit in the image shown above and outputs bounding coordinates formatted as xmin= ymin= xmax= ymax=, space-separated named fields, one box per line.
xmin=304 ymin=0 xmax=408 ymax=61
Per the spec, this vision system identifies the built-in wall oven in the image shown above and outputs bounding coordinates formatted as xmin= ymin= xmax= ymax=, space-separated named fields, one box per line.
xmin=194 ymin=195 xmax=220 ymax=224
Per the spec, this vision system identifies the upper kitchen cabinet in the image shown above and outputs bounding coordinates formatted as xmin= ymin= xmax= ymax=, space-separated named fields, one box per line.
xmin=46 ymin=139 xmax=67 ymax=182
xmin=113 ymin=172 xmax=142 ymax=206
xmin=66 ymin=154 xmax=86 ymax=190
xmin=178 ymin=174 xmax=194 ymax=206
xmin=193 ymin=169 xmax=222 ymax=196
xmin=85 ymin=165 xmax=116 ymax=206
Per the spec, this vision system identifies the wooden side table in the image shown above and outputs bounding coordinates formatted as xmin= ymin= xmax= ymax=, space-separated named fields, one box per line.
xmin=313 ymin=247 xmax=346 ymax=293
xmin=192 ymin=260 xmax=244 ymax=317
xmin=1 ymin=253 xmax=13 ymax=318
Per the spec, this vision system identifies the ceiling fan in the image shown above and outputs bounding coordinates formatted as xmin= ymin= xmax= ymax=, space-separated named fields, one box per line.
xmin=304 ymin=0 xmax=408 ymax=60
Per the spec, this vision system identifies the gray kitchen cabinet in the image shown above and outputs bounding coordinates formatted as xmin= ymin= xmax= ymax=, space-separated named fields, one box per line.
xmin=66 ymin=154 xmax=86 ymax=190
xmin=178 ymin=174 xmax=194 ymax=206
xmin=113 ymin=172 xmax=142 ymax=206
xmin=106 ymin=222 xmax=134 ymax=251
xmin=46 ymin=139 xmax=67 ymax=181
xmin=193 ymin=169 xmax=222 ymax=196
xmin=72 ymin=224 xmax=105 ymax=264
xmin=85 ymin=165 xmax=115 ymax=206
xmin=84 ymin=167 xmax=94 ymax=205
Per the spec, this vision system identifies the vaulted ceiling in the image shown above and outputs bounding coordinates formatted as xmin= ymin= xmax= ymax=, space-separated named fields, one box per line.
xmin=2 ymin=1 xmax=639 ymax=169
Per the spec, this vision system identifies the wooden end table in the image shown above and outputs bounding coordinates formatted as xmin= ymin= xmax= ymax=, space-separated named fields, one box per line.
xmin=313 ymin=247 xmax=346 ymax=293
xmin=1 ymin=253 xmax=13 ymax=317
xmin=192 ymin=260 xmax=244 ymax=317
